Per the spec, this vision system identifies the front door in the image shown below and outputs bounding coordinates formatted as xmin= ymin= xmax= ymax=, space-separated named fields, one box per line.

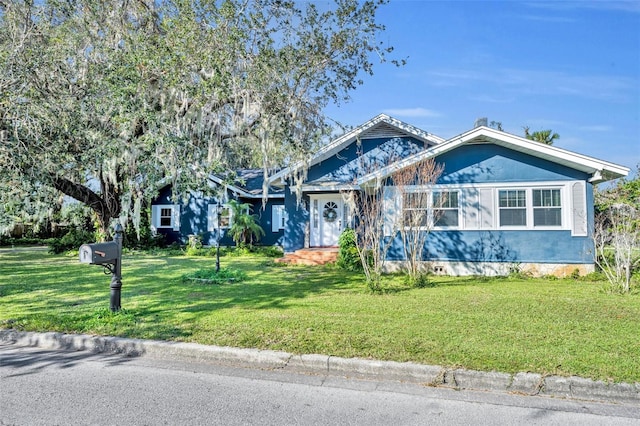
xmin=311 ymin=196 xmax=343 ymax=247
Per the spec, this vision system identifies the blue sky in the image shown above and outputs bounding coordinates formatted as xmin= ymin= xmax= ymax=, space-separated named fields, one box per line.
xmin=324 ymin=1 xmax=640 ymax=179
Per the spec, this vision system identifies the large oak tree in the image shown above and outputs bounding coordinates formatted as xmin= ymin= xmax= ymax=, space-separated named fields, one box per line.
xmin=0 ymin=0 xmax=397 ymax=237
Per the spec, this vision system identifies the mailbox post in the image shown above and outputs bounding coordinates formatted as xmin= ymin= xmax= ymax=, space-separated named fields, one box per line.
xmin=110 ymin=224 xmax=124 ymax=311
xmin=79 ymin=224 xmax=124 ymax=312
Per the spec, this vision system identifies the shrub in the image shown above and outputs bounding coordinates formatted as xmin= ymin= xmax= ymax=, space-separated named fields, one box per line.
xmin=48 ymin=228 xmax=94 ymax=254
xmin=185 ymin=234 xmax=204 ymax=256
xmin=181 ymin=267 xmax=247 ymax=285
xmin=227 ymin=200 xmax=265 ymax=248
xmin=406 ymin=272 xmax=435 ymax=288
xmin=337 ymin=228 xmax=362 ymax=271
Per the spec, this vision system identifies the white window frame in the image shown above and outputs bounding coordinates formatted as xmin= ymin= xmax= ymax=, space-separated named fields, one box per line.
xmin=433 ymin=190 xmax=460 ymax=229
xmin=400 ymin=188 xmax=461 ymax=230
xmin=208 ymin=204 xmax=234 ymax=231
xmin=532 ymin=188 xmax=562 ymax=227
xmin=495 ymin=184 xmax=567 ymax=231
xmin=386 ymin=181 xmax=581 ymax=233
xmin=498 ymin=189 xmax=527 ymax=227
xmin=152 ymin=204 xmax=180 ymax=231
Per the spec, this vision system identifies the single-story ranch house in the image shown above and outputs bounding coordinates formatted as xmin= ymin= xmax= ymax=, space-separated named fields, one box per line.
xmin=151 ymin=114 xmax=629 ymax=276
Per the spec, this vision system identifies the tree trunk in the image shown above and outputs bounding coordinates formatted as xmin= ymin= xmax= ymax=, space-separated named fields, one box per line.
xmin=51 ymin=175 xmax=121 ymax=241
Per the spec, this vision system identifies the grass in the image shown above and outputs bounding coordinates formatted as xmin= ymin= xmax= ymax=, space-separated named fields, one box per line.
xmin=1 ymin=248 xmax=639 ymax=383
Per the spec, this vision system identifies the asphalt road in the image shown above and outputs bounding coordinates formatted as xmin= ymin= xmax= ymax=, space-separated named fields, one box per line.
xmin=1 ymin=343 xmax=639 ymax=426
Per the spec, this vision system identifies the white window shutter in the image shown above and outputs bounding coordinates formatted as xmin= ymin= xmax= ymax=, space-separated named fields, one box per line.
xmin=571 ymin=182 xmax=588 ymax=236
xmin=462 ymin=188 xmax=479 ymax=229
xmin=272 ymin=205 xmax=285 ymax=232
xmin=271 ymin=205 xmax=279 ymax=232
xmin=479 ymin=188 xmax=494 ymax=229
xmin=172 ymin=205 xmax=180 ymax=231
xmin=207 ymin=204 xmax=217 ymax=232
xmin=151 ymin=205 xmax=160 ymax=232
xmin=383 ymin=186 xmax=400 ymax=237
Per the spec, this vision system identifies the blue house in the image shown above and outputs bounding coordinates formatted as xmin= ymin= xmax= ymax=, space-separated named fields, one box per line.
xmin=151 ymin=114 xmax=629 ymax=276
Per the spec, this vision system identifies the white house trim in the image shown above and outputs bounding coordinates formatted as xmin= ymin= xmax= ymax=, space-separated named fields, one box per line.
xmin=207 ymin=175 xmax=284 ymax=199
xmin=301 ymin=184 xmax=361 ymax=192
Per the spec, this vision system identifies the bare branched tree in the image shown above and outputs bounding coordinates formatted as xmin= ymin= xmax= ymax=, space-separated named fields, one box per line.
xmin=392 ymin=159 xmax=444 ymax=285
xmin=343 ymin=184 xmax=393 ymax=291
xmin=343 ymin=139 xmax=444 ymax=290
xmin=593 ymin=202 xmax=639 ymax=293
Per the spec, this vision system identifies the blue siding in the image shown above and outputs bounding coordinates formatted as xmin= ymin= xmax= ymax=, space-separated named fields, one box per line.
xmin=252 ymin=199 xmax=285 ymax=246
xmin=153 ymin=134 xmax=602 ymax=268
xmin=385 ymin=230 xmax=594 ymax=264
xmin=436 ymin=144 xmax=590 ymax=184
xmin=383 ymin=174 xmax=597 ymax=265
xmin=283 ymin=187 xmax=308 ymax=252
xmin=307 ymin=137 xmax=426 ymax=184
xmin=152 ymin=186 xmax=283 ymax=247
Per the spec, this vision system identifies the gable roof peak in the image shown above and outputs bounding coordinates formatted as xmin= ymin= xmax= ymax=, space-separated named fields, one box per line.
xmin=268 ymin=113 xmax=443 ymax=184
xmin=357 ymin=124 xmax=629 ymax=185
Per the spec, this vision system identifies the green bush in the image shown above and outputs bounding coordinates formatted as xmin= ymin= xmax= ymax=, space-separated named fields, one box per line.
xmin=406 ymin=272 xmax=435 ymax=288
xmin=181 ymin=267 xmax=247 ymax=285
xmin=337 ymin=228 xmax=362 ymax=271
xmin=48 ymin=228 xmax=95 ymax=254
xmin=0 ymin=236 xmax=47 ymax=247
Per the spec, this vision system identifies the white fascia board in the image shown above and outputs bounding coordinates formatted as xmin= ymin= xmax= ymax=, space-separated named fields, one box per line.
xmin=301 ymin=184 xmax=360 ymax=192
xmin=358 ymin=126 xmax=629 ymax=185
xmin=207 ymin=175 xmax=284 ymax=199
xmin=207 ymin=175 xmax=252 ymax=197
xmin=478 ymin=127 xmax=630 ymax=180
xmin=268 ymin=114 xmax=444 ymax=185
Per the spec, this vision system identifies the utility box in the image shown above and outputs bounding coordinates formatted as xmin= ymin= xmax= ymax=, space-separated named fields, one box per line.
xmin=79 ymin=242 xmax=119 ymax=265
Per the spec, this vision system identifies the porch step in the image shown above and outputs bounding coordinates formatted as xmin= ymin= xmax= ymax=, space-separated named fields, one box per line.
xmin=275 ymin=248 xmax=339 ymax=266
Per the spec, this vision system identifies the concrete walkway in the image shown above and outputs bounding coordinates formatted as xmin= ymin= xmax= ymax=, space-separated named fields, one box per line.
xmin=1 ymin=329 xmax=638 ymax=406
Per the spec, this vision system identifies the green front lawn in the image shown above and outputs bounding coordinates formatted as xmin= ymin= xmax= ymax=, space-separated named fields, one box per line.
xmin=1 ymin=248 xmax=638 ymax=383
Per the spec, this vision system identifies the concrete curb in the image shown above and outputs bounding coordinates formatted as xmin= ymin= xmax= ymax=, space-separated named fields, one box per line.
xmin=1 ymin=329 xmax=638 ymax=405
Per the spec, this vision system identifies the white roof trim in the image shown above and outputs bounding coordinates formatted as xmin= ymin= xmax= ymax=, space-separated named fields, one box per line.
xmin=301 ymin=184 xmax=360 ymax=192
xmin=357 ymin=126 xmax=629 ymax=185
xmin=268 ymin=114 xmax=444 ymax=185
xmin=207 ymin=175 xmax=284 ymax=199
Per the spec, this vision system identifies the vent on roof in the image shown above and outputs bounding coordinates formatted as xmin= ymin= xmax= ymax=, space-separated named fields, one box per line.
xmin=361 ymin=123 xmax=407 ymax=140
xmin=474 ymin=117 xmax=488 ymax=128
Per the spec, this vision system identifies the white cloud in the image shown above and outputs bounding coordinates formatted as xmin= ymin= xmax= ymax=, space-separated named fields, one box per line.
xmin=469 ymin=94 xmax=515 ymax=104
xmin=382 ymin=107 xmax=442 ymax=118
xmin=517 ymin=14 xmax=576 ymax=23
xmin=427 ymin=68 xmax=635 ymax=102
xmin=524 ymin=1 xmax=640 ymax=14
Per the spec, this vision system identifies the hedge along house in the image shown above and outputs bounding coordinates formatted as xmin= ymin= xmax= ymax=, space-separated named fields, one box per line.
xmin=152 ymin=114 xmax=629 ymax=275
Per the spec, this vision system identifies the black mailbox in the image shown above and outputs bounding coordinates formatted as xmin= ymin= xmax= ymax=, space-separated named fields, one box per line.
xmin=79 ymin=242 xmax=119 ymax=265
xmin=79 ymin=224 xmax=124 ymax=311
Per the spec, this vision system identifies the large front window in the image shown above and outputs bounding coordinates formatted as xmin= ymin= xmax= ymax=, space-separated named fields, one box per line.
xmin=402 ymin=192 xmax=429 ymax=227
xmin=401 ymin=190 xmax=459 ymax=228
xmin=433 ymin=191 xmax=459 ymax=227
xmin=533 ymin=189 xmax=562 ymax=226
xmin=499 ymin=189 xmax=527 ymax=226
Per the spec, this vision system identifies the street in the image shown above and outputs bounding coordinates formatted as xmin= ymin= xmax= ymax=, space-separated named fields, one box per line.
xmin=1 ymin=343 xmax=639 ymax=425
